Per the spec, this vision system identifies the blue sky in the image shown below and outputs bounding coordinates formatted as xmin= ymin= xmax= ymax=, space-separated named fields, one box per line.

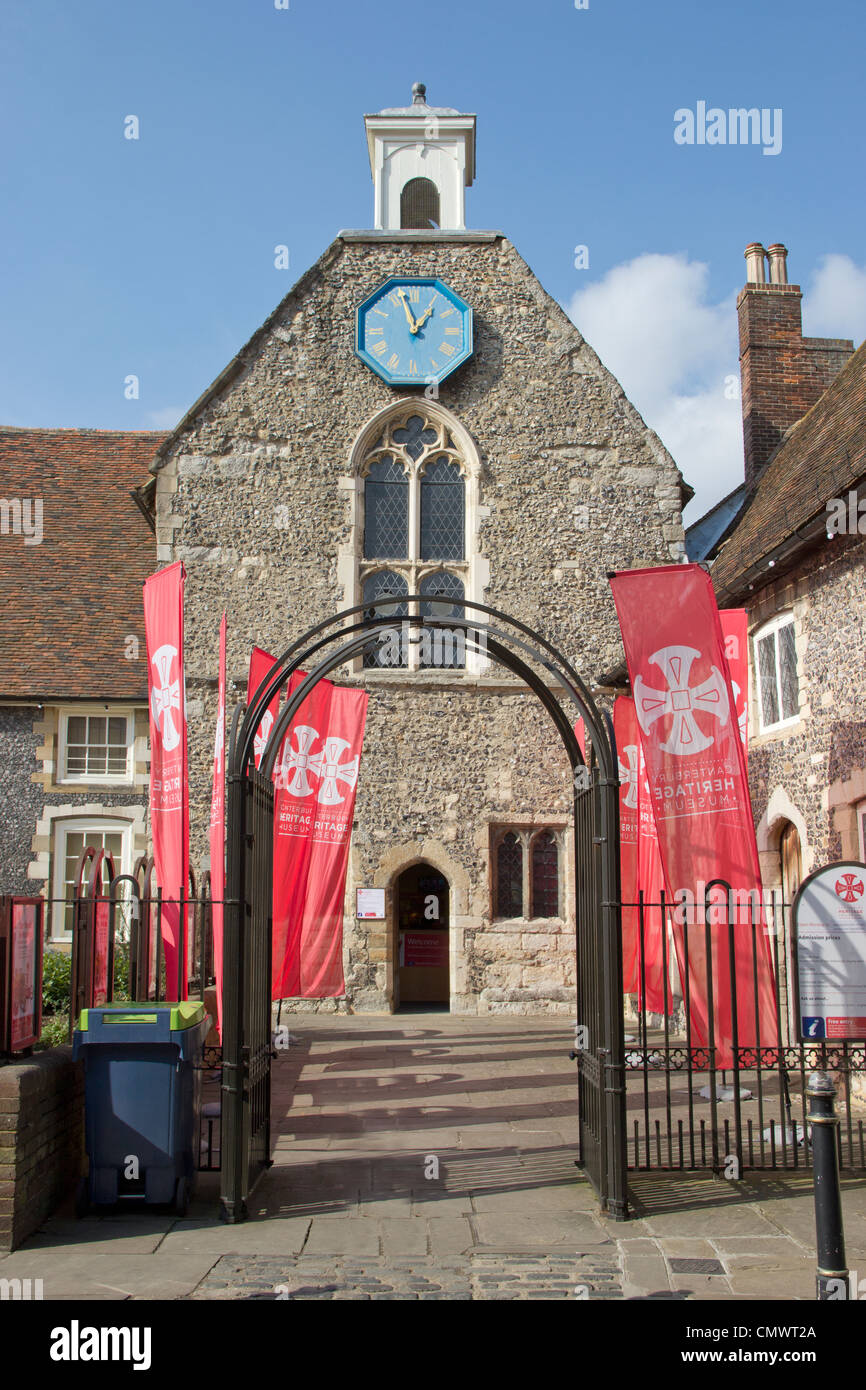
xmin=2 ymin=0 xmax=864 ymax=520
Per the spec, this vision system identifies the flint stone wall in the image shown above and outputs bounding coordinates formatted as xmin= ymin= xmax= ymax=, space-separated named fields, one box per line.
xmin=0 ymin=708 xmax=41 ymax=895
xmin=747 ymin=531 xmax=866 ymax=878
xmin=154 ymin=233 xmax=687 ymax=1013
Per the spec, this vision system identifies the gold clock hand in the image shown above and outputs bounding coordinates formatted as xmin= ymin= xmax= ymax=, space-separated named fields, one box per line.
xmin=415 ymin=299 xmax=435 ymax=331
xmin=397 ymin=289 xmax=418 ymax=334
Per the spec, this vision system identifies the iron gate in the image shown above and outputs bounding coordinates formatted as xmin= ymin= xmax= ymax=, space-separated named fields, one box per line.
xmin=219 ymin=598 xmax=627 ymax=1221
xmin=221 ymin=754 xmax=274 ymax=1221
xmin=573 ymin=758 xmax=628 ymax=1217
xmin=621 ymin=888 xmax=866 ymax=1177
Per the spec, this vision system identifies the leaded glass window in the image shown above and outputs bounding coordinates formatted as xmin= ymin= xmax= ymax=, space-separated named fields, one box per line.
xmin=364 ymin=456 xmax=408 ymax=559
xmin=755 ymin=615 xmax=799 ymax=732
xmin=497 ymin=833 xmax=523 ymax=918
xmin=421 ymin=457 xmax=465 ymax=560
xmin=358 ymin=406 xmax=471 ymax=672
xmin=392 ymin=414 xmax=438 ymax=460
xmin=531 ymin=831 xmax=559 ymax=918
xmin=363 ymin=570 xmax=409 ymax=668
xmin=419 ymin=571 xmax=465 ymax=669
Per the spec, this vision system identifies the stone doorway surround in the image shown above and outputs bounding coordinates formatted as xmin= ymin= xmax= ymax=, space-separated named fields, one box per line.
xmin=394 ymin=861 xmax=450 ymax=1010
xmin=362 ymin=839 xmax=473 ymax=1014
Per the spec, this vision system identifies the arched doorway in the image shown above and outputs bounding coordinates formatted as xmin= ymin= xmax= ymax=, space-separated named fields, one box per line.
xmin=394 ymin=863 xmax=450 ymax=1011
xmin=780 ymin=820 xmax=803 ymax=904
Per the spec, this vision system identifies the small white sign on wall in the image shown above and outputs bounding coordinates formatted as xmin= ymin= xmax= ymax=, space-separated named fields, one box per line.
xmin=356 ymin=887 xmax=385 ymax=920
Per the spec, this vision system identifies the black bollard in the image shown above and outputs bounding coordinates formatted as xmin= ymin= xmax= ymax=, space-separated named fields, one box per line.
xmin=808 ymin=1071 xmax=849 ymax=1300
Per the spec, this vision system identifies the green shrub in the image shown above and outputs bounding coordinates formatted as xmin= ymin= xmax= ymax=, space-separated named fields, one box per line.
xmin=35 ymin=1013 xmax=69 ymax=1051
xmin=113 ymin=937 xmax=131 ymax=1001
xmin=42 ymin=949 xmax=72 ymax=1015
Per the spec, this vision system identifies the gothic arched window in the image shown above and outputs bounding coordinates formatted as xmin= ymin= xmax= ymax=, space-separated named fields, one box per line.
xmin=358 ymin=406 xmax=469 ymax=673
xmin=496 ymin=833 xmax=523 ymax=918
xmin=401 ymin=177 xmax=440 ymax=230
xmin=530 ymin=831 xmax=559 ymax=918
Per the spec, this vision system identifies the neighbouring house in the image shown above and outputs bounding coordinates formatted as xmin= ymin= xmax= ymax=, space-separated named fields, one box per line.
xmin=0 ymin=428 xmax=167 ymax=945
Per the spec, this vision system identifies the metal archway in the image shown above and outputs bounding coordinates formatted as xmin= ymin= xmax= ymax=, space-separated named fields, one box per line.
xmin=220 ymin=599 xmax=627 ymax=1222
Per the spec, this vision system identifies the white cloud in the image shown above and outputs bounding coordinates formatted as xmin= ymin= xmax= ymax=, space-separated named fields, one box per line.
xmin=803 ymin=254 xmax=866 ymax=346
xmin=567 ymin=253 xmax=743 ymax=524
xmin=146 ymin=405 xmax=185 ymax=429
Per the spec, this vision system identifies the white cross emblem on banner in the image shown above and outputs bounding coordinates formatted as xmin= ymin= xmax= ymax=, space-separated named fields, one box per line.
xmin=253 ymin=709 xmax=274 ymax=767
xmin=634 ymin=644 xmax=730 ymax=757
xmin=276 ymin=725 xmax=359 ymax=805
xmin=150 ymin=643 xmax=181 ymax=752
xmin=731 ymin=680 xmax=747 ymax=746
xmin=309 ymin=736 xmax=360 ymax=806
xmin=618 ymin=744 xmax=639 ymax=809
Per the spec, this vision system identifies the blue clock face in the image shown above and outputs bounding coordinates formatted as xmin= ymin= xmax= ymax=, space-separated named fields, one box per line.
xmin=355 ymin=277 xmax=473 ymax=387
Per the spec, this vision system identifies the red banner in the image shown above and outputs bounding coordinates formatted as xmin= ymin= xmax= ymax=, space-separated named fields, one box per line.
xmin=272 ymin=677 xmax=368 ymax=999
xmin=144 ymin=563 xmax=188 ymax=998
xmin=610 ymin=565 xmax=777 ymax=1065
xmin=721 ymin=609 xmax=748 ymax=757
xmin=209 ymin=614 xmax=227 ymax=1036
xmin=615 ymin=696 xmax=667 ymax=1012
xmin=248 ymin=646 xmax=282 ymax=770
xmin=614 ymin=697 xmax=640 ymax=993
xmin=635 ymin=729 xmax=668 ymax=1015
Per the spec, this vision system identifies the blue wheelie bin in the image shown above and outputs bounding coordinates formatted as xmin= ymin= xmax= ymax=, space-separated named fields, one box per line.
xmin=72 ymin=1001 xmax=210 ymax=1216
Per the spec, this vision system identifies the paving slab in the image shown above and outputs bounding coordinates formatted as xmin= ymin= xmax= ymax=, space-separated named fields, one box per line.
xmin=643 ymin=1206 xmax=780 ymax=1237
xmin=159 ymin=1216 xmax=312 ymax=1256
xmin=426 ymin=1217 xmax=475 ymax=1255
xmin=379 ymin=1218 xmax=429 ymax=1256
xmin=303 ymin=1217 xmax=381 ymax=1256
xmin=472 ymin=1213 xmax=611 ymax=1248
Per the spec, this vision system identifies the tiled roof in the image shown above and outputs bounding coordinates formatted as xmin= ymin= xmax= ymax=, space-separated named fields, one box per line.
xmin=713 ymin=339 xmax=866 ymax=599
xmin=0 ymin=428 xmax=165 ymax=699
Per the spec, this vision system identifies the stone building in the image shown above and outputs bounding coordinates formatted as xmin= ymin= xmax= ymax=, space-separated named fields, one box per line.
xmin=704 ymin=243 xmax=865 ymax=903
xmin=145 ymin=85 xmax=688 ymax=1015
xmin=0 ymin=87 xmax=689 ymax=1014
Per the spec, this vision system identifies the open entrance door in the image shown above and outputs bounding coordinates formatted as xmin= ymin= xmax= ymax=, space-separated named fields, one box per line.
xmin=394 ymin=863 xmax=449 ymax=1010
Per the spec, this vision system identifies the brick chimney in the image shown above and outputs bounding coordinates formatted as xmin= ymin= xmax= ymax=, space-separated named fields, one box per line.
xmin=737 ymin=243 xmax=854 ymax=493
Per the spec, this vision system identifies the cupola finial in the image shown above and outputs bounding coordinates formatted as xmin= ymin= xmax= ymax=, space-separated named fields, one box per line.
xmin=412 ymin=81 xmax=427 ymax=105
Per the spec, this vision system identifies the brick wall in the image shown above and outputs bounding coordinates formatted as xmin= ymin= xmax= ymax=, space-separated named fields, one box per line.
xmin=0 ymin=1048 xmax=83 ymax=1250
xmin=737 ymin=282 xmax=853 ymax=493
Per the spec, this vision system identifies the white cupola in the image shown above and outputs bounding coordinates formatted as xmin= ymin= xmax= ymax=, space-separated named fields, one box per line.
xmin=364 ymin=83 xmax=476 ymax=232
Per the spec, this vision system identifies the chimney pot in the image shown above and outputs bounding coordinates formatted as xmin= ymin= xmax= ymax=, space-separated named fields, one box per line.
xmin=744 ymin=243 xmax=767 ymax=284
xmin=767 ymin=243 xmax=789 ymax=285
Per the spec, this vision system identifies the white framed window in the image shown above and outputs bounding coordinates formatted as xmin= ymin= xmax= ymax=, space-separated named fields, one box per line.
xmin=58 ymin=708 xmax=134 ymax=784
xmin=50 ymin=817 xmax=132 ymax=940
xmin=753 ymin=614 xmax=799 ymax=733
xmin=857 ymin=801 xmax=866 ymax=862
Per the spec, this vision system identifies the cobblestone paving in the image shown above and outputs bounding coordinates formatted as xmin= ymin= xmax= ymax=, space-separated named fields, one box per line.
xmin=195 ymin=1251 xmax=624 ymax=1300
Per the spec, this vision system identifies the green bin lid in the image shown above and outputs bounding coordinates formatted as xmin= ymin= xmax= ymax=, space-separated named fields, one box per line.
xmin=77 ymin=1001 xmax=207 ymax=1031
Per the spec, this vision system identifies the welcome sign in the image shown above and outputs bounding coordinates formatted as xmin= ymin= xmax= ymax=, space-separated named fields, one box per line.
xmin=794 ymin=861 xmax=866 ymax=1041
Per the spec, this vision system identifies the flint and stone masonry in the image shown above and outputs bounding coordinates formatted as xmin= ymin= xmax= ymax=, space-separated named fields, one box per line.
xmin=152 ymin=231 xmax=687 ymax=1014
